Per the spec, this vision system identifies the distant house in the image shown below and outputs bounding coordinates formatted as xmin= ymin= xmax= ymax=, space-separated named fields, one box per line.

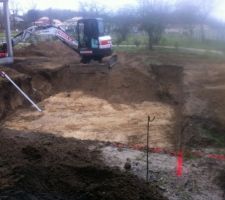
xmin=13 ymin=16 xmax=24 ymax=23
xmin=165 ymin=24 xmax=225 ymax=41
xmin=63 ymin=17 xmax=82 ymax=25
xmin=52 ymin=19 xmax=63 ymax=27
xmin=165 ymin=26 xmax=183 ymax=34
xmin=34 ymin=17 xmax=62 ymax=27
xmin=34 ymin=17 xmax=50 ymax=26
xmin=62 ymin=17 xmax=83 ymax=29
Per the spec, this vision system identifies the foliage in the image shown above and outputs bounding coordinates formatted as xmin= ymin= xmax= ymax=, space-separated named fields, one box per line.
xmin=24 ymin=9 xmax=41 ymax=25
xmin=111 ymin=7 xmax=136 ymax=45
xmin=137 ymin=0 xmax=170 ymax=50
xmin=174 ymin=0 xmax=215 ymax=41
xmin=78 ymin=0 xmax=106 ymax=18
xmin=1 ymin=0 xmax=225 ymax=53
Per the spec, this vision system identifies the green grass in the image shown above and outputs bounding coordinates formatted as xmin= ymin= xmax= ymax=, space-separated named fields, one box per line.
xmin=112 ymin=34 xmax=148 ymax=46
xmin=113 ymin=33 xmax=225 ymax=53
xmin=113 ymin=45 xmax=146 ymax=53
xmin=202 ymin=128 xmax=225 ymax=148
xmin=160 ymin=34 xmax=225 ymax=52
xmin=0 ymin=32 xmax=5 ymax=37
xmin=0 ymin=32 xmax=18 ymax=38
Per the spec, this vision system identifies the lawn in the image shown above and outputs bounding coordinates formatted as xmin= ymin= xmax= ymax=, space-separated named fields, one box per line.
xmin=113 ymin=33 xmax=225 ymax=53
xmin=0 ymin=31 xmax=18 ymax=39
xmin=113 ymin=45 xmax=225 ymax=63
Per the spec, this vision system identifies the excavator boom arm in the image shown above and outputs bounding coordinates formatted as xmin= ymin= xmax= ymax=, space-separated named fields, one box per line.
xmin=7 ymin=25 xmax=79 ymax=54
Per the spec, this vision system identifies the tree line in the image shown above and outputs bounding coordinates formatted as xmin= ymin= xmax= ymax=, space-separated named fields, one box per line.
xmin=1 ymin=0 xmax=225 ymax=50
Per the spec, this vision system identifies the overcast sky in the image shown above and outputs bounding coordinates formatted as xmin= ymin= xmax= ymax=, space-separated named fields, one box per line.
xmin=10 ymin=0 xmax=225 ymax=22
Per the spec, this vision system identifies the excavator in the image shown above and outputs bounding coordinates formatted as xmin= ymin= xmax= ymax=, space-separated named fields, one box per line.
xmin=1 ymin=2 xmax=118 ymax=112
xmin=0 ymin=18 xmax=117 ymax=68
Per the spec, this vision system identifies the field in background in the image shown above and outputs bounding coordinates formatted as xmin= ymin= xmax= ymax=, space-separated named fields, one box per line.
xmin=1 ymin=29 xmax=225 ymax=53
xmin=113 ymin=33 xmax=225 ymax=53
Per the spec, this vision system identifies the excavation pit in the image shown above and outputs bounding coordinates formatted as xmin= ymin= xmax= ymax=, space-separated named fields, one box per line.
xmin=1 ymin=42 xmax=225 ymax=200
xmin=1 ymin=56 xmax=183 ymax=150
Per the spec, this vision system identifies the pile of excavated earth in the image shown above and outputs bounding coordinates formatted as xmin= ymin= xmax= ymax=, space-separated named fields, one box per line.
xmin=0 ymin=42 xmax=224 ymax=200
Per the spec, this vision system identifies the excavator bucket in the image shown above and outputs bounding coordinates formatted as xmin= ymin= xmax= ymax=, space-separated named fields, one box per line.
xmin=101 ymin=54 xmax=118 ymax=69
xmin=107 ymin=54 xmax=118 ymax=69
xmin=78 ymin=54 xmax=118 ymax=74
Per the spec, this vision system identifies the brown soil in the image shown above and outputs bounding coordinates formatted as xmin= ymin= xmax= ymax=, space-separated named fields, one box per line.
xmin=2 ymin=43 xmax=184 ymax=150
xmin=1 ymin=42 xmax=225 ymax=199
xmin=0 ymin=129 xmax=166 ymax=200
xmin=14 ymin=42 xmax=80 ymax=61
xmin=0 ymin=42 xmax=178 ymax=200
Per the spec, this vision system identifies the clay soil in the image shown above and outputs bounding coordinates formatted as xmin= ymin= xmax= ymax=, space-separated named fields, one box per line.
xmin=0 ymin=42 xmax=225 ymax=199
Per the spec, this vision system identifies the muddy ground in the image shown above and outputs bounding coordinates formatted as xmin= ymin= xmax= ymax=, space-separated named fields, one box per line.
xmin=0 ymin=42 xmax=225 ymax=199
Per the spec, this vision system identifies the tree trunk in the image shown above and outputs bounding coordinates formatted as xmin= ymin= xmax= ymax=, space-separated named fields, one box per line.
xmin=200 ymin=23 xmax=205 ymax=42
xmin=148 ymin=32 xmax=153 ymax=50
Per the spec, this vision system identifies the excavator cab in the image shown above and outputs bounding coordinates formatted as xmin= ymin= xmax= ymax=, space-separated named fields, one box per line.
xmin=77 ymin=19 xmax=98 ymax=48
xmin=77 ymin=18 xmax=113 ymax=64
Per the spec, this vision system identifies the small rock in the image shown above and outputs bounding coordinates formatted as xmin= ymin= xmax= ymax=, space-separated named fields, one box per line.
xmin=124 ymin=158 xmax=131 ymax=170
xmin=88 ymin=145 xmax=96 ymax=151
xmin=65 ymin=93 xmax=71 ymax=97
xmin=158 ymin=185 xmax=167 ymax=192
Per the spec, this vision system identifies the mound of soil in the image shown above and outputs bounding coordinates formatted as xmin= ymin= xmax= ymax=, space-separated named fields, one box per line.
xmin=14 ymin=41 xmax=78 ymax=59
xmin=0 ymin=129 xmax=166 ymax=200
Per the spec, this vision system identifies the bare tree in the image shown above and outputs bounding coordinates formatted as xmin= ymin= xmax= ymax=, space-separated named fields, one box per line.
xmin=174 ymin=1 xmax=199 ymax=38
xmin=138 ymin=0 xmax=169 ymax=50
xmin=24 ymin=9 xmax=40 ymax=26
xmin=9 ymin=0 xmax=21 ymax=30
xmin=0 ymin=5 xmax=4 ymax=31
xmin=29 ymin=0 xmax=37 ymax=10
xmin=196 ymin=0 xmax=214 ymax=42
xmin=78 ymin=0 xmax=106 ymax=18
xmin=175 ymin=0 xmax=215 ymax=41
xmin=112 ymin=7 xmax=136 ymax=44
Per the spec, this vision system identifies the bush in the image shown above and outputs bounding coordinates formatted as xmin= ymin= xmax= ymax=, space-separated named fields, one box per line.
xmin=134 ymin=39 xmax=141 ymax=47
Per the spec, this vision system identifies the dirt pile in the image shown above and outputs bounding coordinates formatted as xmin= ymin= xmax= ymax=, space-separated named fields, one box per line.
xmin=0 ymin=129 xmax=166 ymax=200
xmin=14 ymin=41 xmax=79 ymax=59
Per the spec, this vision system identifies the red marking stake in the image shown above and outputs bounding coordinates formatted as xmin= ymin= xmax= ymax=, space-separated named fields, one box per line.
xmin=176 ymin=151 xmax=183 ymax=177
